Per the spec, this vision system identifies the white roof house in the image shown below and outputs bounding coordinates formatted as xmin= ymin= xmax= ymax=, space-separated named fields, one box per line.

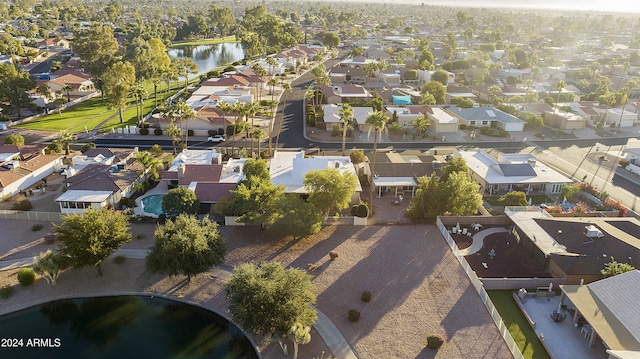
xmin=55 ymin=190 xmax=113 ymax=214
xmin=447 ymin=106 xmax=526 ymax=132
xmin=269 ymin=151 xmax=362 ymax=194
xmin=454 ymin=149 xmax=573 ymax=195
xmin=428 ymin=107 xmax=459 ymax=133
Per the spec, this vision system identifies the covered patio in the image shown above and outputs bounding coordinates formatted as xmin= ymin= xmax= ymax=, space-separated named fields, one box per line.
xmin=372 ymin=177 xmax=416 ymax=199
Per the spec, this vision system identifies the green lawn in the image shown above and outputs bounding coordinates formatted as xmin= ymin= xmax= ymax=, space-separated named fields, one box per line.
xmin=488 ymin=290 xmax=550 ymax=359
xmin=484 ymin=194 xmax=552 ymax=206
xmin=170 ymin=36 xmax=238 ymax=47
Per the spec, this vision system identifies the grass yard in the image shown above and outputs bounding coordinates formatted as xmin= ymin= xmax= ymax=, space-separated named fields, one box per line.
xmin=484 ymin=194 xmax=553 ymax=206
xmin=169 ymin=36 xmax=238 ymax=47
xmin=487 ymin=290 xmax=550 ymax=359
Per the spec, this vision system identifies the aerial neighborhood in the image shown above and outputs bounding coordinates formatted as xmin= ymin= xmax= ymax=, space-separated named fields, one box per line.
xmin=1 ymin=1 xmax=640 ymax=359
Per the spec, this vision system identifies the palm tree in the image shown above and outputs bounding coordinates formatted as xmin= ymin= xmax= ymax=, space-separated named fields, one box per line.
xmin=57 ymin=130 xmax=77 ymax=156
xmin=268 ymin=77 xmax=278 ymax=102
xmin=410 ymin=114 xmax=430 ymax=137
xmin=274 ymin=82 xmax=291 ymax=155
xmin=135 ymin=151 xmax=163 ymax=181
xmin=553 ymin=80 xmax=566 ymax=110
xmin=339 ymin=103 xmax=353 ymax=156
xmin=61 ymin=84 xmax=73 ymax=103
xmin=364 ymin=62 xmax=378 ymax=91
xmin=311 ymin=64 xmax=330 ymax=107
xmin=231 ymin=101 xmax=246 ymax=157
xmin=251 ymin=129 xmax=265 ymax=158
xmin=165 ymin=121 xmax=181 ymax=155
xmin=173 ymin=100 xmax=195 ymax=147
xmin=243 ymin=101 xmax=261 ymax=156
xmin=252 ymin=63 xmax=268 ymax=103
xmin=365 ymin=110 xmax=390 ymax=208
xmin=130 ymin=82 xmax=147 ymax=126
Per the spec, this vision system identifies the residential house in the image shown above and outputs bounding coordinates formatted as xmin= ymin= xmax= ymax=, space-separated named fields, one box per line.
xmin=368 ymin=152 xmax=444 ymax=198
xmin=506 ymin=209 xmax=640 ymax=285
xmin=47 ymin=73 xmax=95 ymax=97
xmin=454 ymin=149 xmax=573 ymax=196
xmin=0 ymin=145 xmax=62 ymax=198
xmin=329 ymin=67 xmax=367 ymax=85
xmin=447 ymin=106 xmax=526 ymax=132
xmin=321 ymin=84 xmax=372 ymax=104
xmin=417 ymin=69 xmax=455 ymax=85
xmin=36 ymin=38 xmax=70 ymax=49
xmin=385 ymin=105 xmax=429 ymax=129
xmin=445 ymin=85 xmax=477 ymax=103
xmin=427 ymin=107 xmax=459 ymax=133
xmin=560 ymin=270 xmax=640 ymax=353
xmin=604 ymin=108 xmax=636 ymax=128
xmin=56 ymin=151 xmax=145 ymax=213
xmin=269 ymin=151 xmax=362 ymax=200
xmin=542 ymin=108 xmax=588 ymax=130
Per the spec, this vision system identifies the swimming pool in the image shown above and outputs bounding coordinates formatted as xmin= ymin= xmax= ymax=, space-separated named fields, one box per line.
xmin=141 ymin=194 xmax=164 ymax=216
xmin=0 ymin=295 xmax=260 ymax=359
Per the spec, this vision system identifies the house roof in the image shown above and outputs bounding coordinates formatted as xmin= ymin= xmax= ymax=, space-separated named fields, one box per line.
xmin=55 ymin=190 xmax=113 ymax=203
xmin=561 ymin=270 xmax=640 ymax=351
xmin=270 ymin=151 xmax=361 ymax=193
xmin=178 ymin=164 xmax=223 ymax=186
xmin=455 ymin=149 xmax=572 ymax=185
xmin=448 ymin=106 xmax=526 ymax=124
xmin=368 ymin=153 xmax=443 ymax=179
xmin=194 ymin=182 xmax=237 ymax=203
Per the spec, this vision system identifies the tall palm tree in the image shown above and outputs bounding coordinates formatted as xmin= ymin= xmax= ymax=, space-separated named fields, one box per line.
xmin=364 ymin=62 xmax=378 ymax=91
xmin=553 ymin=80 xmax=566 ymax=110
xmin=252 ymin=63 xmax=268 ymax=103
xmin=130 ymin=82 xmax=147 ymax=126
xmin=339 ymin=103 xmax=353 ymax=156
xmin=173 ymin=100 xmax=195 ymax=147
xmin=274 ymin=83 xmax=291 ymax=154
xmin=57 ymin=130 xmax=77 ymax=156
xmin=251 ymin=129 xmax=265 ymax=158
xmin=365 ymin=110 xmax=390 ymax=208
xmin=268 ymin=77 xmax=278 ymax=102
xmin=231 ymin=101 xmax=246 ymax=157
xmin=61 ymin=84 xmax=73 ymax=103
xmin=165 ymin=121 xmax=181 ymax=155
xmin=243 ymin=101 xmax=261 ymax=156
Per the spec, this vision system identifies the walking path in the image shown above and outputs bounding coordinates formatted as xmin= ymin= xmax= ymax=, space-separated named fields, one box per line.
xmin=457 ymin=227 xmax=511 ymax=256
xmin=0 ymin=249 xmax=358 ymax=359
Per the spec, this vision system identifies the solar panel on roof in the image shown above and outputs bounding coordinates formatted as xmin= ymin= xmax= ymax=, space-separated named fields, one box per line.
xmin=486 ymin=110 xmax=496 ymax=117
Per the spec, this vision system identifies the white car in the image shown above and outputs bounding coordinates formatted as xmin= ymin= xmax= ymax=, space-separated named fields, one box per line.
xmin=207 ymin=135 xmax=225 ymax=143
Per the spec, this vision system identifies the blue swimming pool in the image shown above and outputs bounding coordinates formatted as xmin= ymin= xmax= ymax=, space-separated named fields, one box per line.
xmin=0 ymin=295 xmax=260 ymax=359
xmin=141 ymin=194 xmax=164 ymax=216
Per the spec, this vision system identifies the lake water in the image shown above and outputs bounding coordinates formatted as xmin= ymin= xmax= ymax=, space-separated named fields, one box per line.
xmin=168 ymin=43 xmax=245 ymax=76
xmin=0 ymin=295 xmax=259 ymax=359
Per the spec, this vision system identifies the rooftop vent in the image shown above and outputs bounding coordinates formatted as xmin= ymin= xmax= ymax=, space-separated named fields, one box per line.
xmin=585 ymin=225 xmax=604 ymax=238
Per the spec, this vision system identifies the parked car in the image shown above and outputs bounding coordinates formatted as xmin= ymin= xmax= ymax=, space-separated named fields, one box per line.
xmin=207 ymin=135 xmax=225 ymax=143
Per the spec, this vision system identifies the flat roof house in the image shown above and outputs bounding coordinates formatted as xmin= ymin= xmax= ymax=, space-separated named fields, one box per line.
xmin=447 ymin=106 xmax=526 ymax=132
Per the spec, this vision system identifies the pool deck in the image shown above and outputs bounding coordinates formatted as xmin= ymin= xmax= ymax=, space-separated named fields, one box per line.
xmin=134 ymin=182 xmax=169 ymax=218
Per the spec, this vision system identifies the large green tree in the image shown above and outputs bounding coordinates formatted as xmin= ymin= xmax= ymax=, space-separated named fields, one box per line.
xmin=231 ymin=179 xmax=284 ymax=227
xmin=72 ymin=25 xmax=119 ymax=87
xmin=162 ymin=187 xmax=200 ymax=218
xmin=146 ymin=215 xmax=226 ymax=283
xmin=0 ymin=63 xmax=35 ymax=118
xmin=498 ymin=191 xmax=528 ymax=206
xmin=55 ymin=207 xmax=131 ymax=276
xmin=102 ymin=61 xmax=136 ymax=124
xmin=304 ymin=168 xmax=358 ymax=216
xmin=270 ymin=194 xmax=323 ymax=240
xmin=421 ymin=81 xmax=447 ymax=104
xmin=226 ymin=262 xmax=317 ymax=356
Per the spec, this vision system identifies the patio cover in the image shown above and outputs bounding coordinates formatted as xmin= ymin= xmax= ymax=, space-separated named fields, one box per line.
xmin=561 ymin=270 xmax=640 ymax=352
xmin=55 ymin=190 xmax=112 ymax=203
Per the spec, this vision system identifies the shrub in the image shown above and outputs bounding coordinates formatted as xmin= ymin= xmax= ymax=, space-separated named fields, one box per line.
xmin=208 ymin=129 xmax=218 ymax=136
xmin=17 ymin=268 xmax=36 ymax=286
xmin=329 ymin=251 xmax=339 ymax=260
xmin=361 ymin=291 xmax=372 ymax=302
xmin=139 ymin=128 xmax=149 ymax=135
xmin=426 ymin=334 xmax=444 ymax=349
xmin=119 ymin=197 xmax=136 ymax=209
xmin=458 ymin=123 xmax=467 ymax=130
xmin=350 ymin=150 xmax=366 ymax=163
xmin=154 ymin=128 xmax=163 ymax=136
xmin=113 ymin=255 xmax=126 ymax=264
xmin=31 ymin=224 xmax=43 ymax=231
xmin=356 ymin=203 xmax=369 ymax=218
xmin=80 ymin=142 xmax=96 ymax=153
xmin=12 ymin=198 xmax=33 ymax=211
xmin=217 ymin=128 xmax=225 ymax=135
xmin=0 ymin=285 xmax=13 ymax=299
xmin=150 ymin=144 xmax=164 ymax=157
xmin=348 ymin=309 xmax=360 ymax=322
xmin=350 ymin=205 xmax=358 ymax=216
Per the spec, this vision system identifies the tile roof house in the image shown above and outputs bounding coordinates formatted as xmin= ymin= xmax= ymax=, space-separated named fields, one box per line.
xmin=321 ymin=84 xmax=372 ymax=104
xmin=56 ymin=156 xmax=145 ymax=214
xmin=454 ymin=149 xmax=573 ymax=196
xmin=0 ymin=145 xmax=62 ymax=198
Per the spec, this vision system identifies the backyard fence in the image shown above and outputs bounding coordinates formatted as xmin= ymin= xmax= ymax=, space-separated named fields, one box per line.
xmin=437 ymin=217 xmax=525 ymax=359
xmin=0 ymin=210 xmax=63 ymax=222
xmin=481 ymin=277 xmax=566 ymax=290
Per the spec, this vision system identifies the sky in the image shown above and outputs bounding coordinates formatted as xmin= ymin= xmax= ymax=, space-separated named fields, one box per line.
xmin=314 ymin=0 xmax=640 ymax=14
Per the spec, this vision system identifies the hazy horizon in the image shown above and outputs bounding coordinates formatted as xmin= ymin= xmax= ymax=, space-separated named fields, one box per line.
xmin=303 ymin=0 xmax=640 ymax=15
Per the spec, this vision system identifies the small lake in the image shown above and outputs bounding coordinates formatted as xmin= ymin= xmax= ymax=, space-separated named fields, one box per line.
xmin=0 ymin=295 xmax=259 ymax=359
xmin=168 ymin=43 xmax=245 ymax=76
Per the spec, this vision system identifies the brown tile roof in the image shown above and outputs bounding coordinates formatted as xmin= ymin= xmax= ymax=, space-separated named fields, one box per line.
xmin=0 ymin=169 xmax=23 ymax=189
xmin=194 ymin=182 xmax=237 ymax=203
xmin=19 ymin=154 xmax=62 ymax=172
xmin=49 ymin=74 xmax=92 ymax=87
xmin=341 ymin=84 xmax=367 ymax=94
xmin=178 ymin=164 xmax=223 ymax=186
